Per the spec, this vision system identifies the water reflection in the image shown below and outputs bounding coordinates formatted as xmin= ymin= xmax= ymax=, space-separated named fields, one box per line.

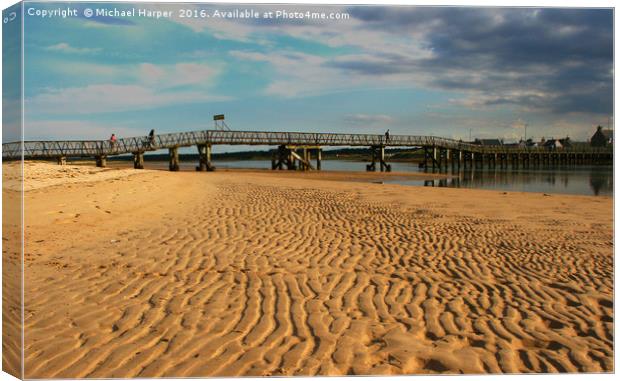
xmin=139 ymin=159 xmax=613 ymax=197
xmin=410 ymin=166 xmax=613 ymax=196
xmin=589 ymin=170 xmax=614 ymax=196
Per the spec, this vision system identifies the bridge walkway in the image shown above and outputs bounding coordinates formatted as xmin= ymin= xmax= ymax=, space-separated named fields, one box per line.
xmin=2 ymin=129 xmax=612 ymax=172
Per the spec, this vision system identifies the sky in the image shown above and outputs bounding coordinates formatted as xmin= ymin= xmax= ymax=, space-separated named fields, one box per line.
xmin=9 ymin=2 xmax=614 ymax=148
xmin=2 ymin=1 xmax=21 ymax=143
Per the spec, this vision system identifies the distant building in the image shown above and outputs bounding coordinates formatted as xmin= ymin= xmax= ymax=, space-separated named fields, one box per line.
xmin=591 ymin=126 xmax=613 ymax=147
xmin=474 ymin=138 xmax=503 ymax=146
xmin=559 ymin=137 xmax=572 ymax=148
xmin=512 ymin=139 xmax=538 ymax=148
xmin=542 ymin=138 xmax=563 ymax=150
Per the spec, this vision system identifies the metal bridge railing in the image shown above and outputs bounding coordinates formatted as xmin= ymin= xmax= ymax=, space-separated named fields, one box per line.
xmin=3 ymin=130 xmax=614 ymax=160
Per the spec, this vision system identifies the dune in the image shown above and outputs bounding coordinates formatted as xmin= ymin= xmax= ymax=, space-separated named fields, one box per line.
xmin=5 ymin=161 xmax=612 ymax=377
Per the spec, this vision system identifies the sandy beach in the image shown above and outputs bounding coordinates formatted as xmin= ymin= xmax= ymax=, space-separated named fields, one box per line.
xmin=5 ymin=161 xmax=613 ymax=377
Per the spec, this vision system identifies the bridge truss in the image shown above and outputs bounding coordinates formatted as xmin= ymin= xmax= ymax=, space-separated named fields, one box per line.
xmin=2 ymin=129 xmax=612 ymax=172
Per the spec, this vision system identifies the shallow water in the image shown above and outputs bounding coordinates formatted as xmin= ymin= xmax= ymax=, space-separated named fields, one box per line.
xmin=136 ymin=159 xmax=613 ymax=197
xmin=390 ymin=166 xmax=613 ymax=197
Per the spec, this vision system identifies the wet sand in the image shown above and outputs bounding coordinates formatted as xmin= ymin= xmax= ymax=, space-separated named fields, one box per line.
xmin=5 ymin=162 xmax=613 ymax=377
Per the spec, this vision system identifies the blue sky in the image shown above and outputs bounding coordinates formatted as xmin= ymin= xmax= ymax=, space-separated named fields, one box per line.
xmin=13 ymin=2 xmax=614 ymax=148
xmin=2 ymin=1 xmax=21 ymax=143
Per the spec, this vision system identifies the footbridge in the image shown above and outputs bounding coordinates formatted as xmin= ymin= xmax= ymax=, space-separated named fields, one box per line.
xmin=2 ymin=129 xmax=612 ymax=172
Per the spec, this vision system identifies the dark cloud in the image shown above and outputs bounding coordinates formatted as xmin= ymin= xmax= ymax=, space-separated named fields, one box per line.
xmin=329 ymin=58 xmax=408 ymax=76
xmin=339 ymin=7 xmax=613 ymax=116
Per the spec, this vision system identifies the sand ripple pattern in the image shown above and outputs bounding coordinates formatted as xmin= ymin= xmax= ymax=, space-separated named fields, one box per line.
xmin=24 ymin=183 xmax=613 ymax=377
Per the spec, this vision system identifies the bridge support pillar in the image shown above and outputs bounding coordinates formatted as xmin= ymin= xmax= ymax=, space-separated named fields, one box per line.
xmin=300 ymin=148 xmax=311 ymax=171
xmin=287 ymin=149 xmax=297 ymax=170
xmin=490 ymin=154 xmax=497 ymax=169
xmin=271 ymin=151 xmax=278 ymax=169
xmin=57 ymin=156 xmax=67 ymax=166
xmin=513 ymin=153 xmax=519 ymax=169
xmin=272 ymin=145 xmax=296 ymax=170
xmin=271 ymin=146 xmax=319 ymax=171
xmin=380 ymin=146 xmax=391 ymax=172
xmin=366 ymin=145 xmax=390 ymax=172
xmin=292 ymin=147 xmax=315 ymax=171
xmin=367 ymin=146 xmax=377 ymax=171
xmin=169 ymin=147 xmax=180 ymax=171
xmin=523 ymin=154 xmax=530 ymax=168
xmin=422 ymin=146 xmax=440 ymax=172
xmin=196 ymin=144 xmax=215 ymax=171
xmin=95 ymin=155 xmax=107 ymax=167
xmin=133 ymin=152 xmax=144 ymax=169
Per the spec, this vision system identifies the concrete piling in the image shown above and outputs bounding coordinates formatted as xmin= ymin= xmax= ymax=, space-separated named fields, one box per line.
xmin=169 ymin=147 xmax=179 ymax=171
xmin=271 ymin=145 xmax=321 ymax=171
xmin=196 ymin=144 xmax=215 ymax=171
xmin=95 ymin=155 xmax=107 ymax=167
xmin=133 ymin=152 xmax=144 ymax=169
xmin=367 ymin=145 xmax=390 ymax=172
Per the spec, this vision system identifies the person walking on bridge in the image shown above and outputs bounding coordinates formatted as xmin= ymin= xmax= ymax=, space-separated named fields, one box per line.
xmin=385 ymin=129 xmax=390 ymax=143
xmin=109 ymin=133 xmax=117 ymax=150
xmin=148 ymin=129 xmax=156 ymax=148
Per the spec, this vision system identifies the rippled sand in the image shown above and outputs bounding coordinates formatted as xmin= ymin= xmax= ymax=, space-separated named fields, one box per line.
xmin=8 ymin=162 xmax=613 ymax=377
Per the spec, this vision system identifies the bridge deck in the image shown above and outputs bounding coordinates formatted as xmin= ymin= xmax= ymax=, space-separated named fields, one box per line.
xmin=2 ymin=129 xmax=612 ymax=160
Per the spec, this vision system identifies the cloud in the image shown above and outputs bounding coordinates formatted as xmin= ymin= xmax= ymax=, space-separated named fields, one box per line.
xmin=173 ymin=13 xmax=257 ymax=42
xmin=44 ymin=60 xmax=219 ymax=89
xmin=25 ymin=4 xmax=613 ymax=137
xmin=341 ymin=7 xmax=613 ymax=116
xmin=229 ymin=50 xmax=342 ymax=97
xmin=532 ymin=119 xmax=604 ymax=141
xmin=220 ymin=6 xmax=610 ymax=117
xmin=137 ymin=62 xmax=219 ymax=88
xmin=137 ymin=63 xmax=166 ymax=84
xmin=45 ymin=43 xmax=101 ymax=54
xmin=344 ymin=114 xmax=395 ymax=126
xmin=229 ymin=49 xmax=423 ymax=98
xmin=26 ymin=84 xmax=230 ymax=115
xmin=28 ymin=61 xmax=226 ymax=115
xmin=44 ymin=61 xmax=127 ymax=82
xmin=22 ymin=120 xmax=145 ymax=140
xmin=171 ymin=63 xmax=219 ymax=87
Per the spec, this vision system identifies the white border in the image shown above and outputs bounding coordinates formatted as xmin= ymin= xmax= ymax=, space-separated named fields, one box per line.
xmin=0 ymin=1 xmax=616 ymax=381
